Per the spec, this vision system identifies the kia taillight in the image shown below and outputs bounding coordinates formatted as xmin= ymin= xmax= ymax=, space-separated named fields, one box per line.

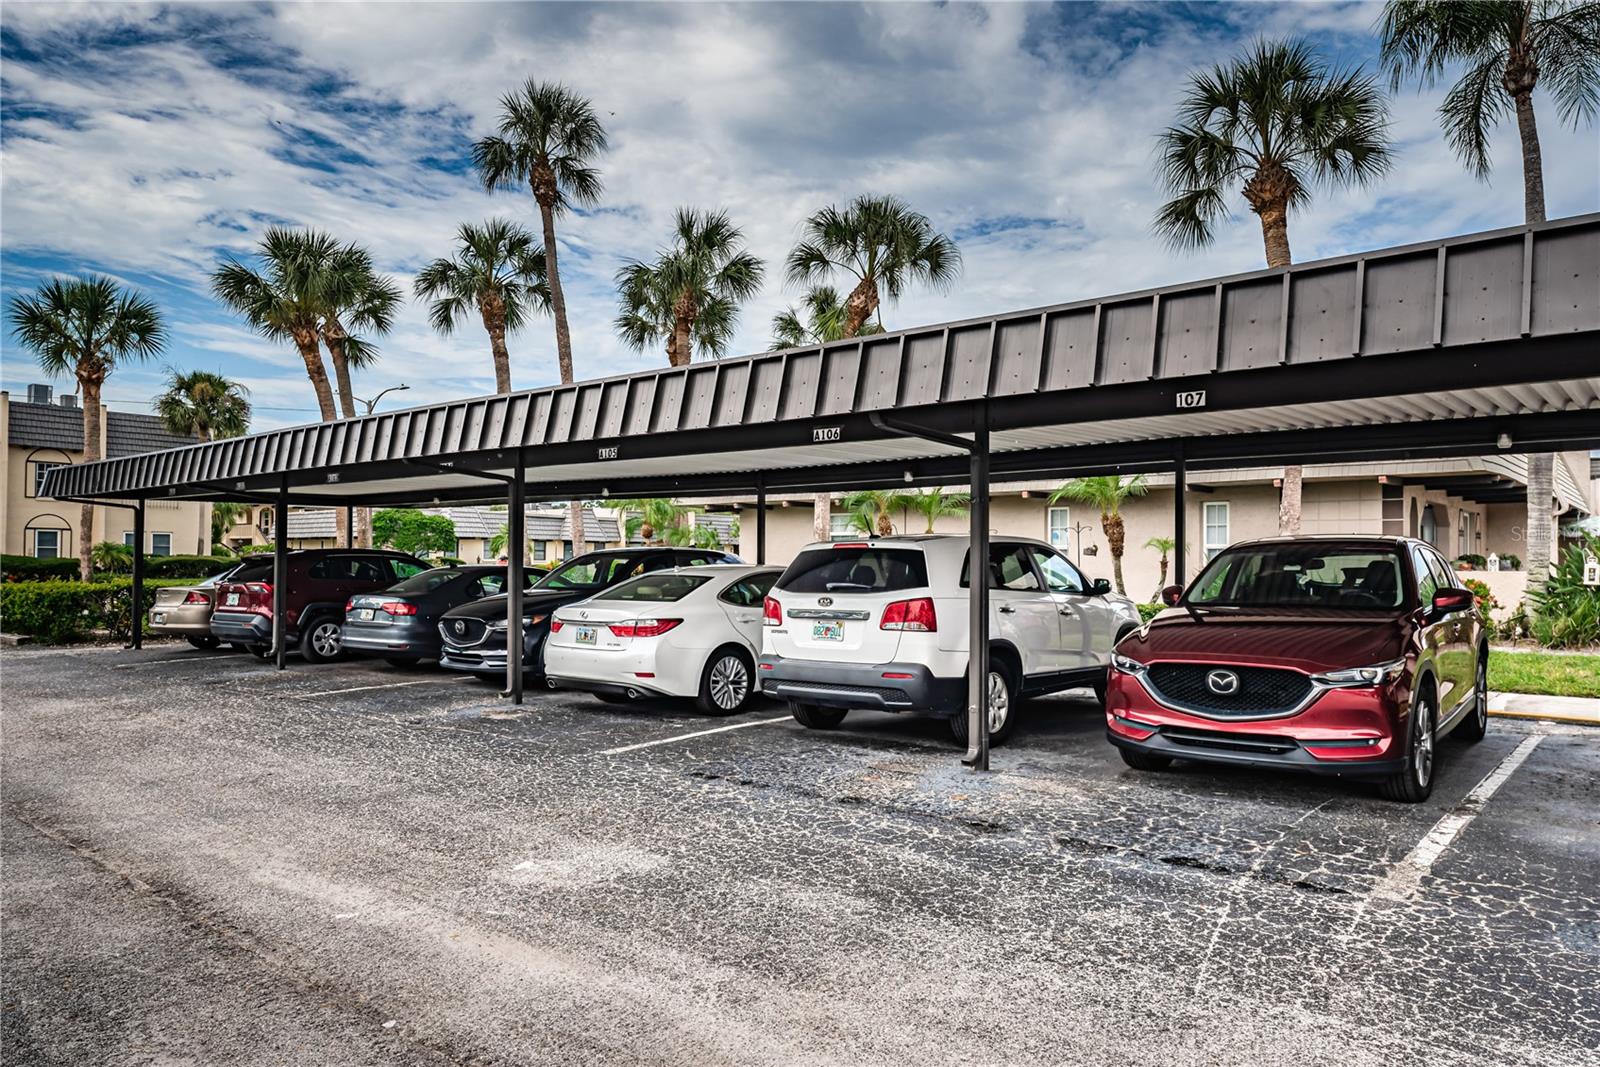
xmin=609 ymin=618 xmax=682 ymax=638
xmin=763 ymin=597 xmax=782 ymax=626
xmin=380 ymin=601 xmax=417 ymax=616
xmin=183 ymin=591 xmax=208 ymax=605
xmin=881 ymin=597 xmax=937 ymax=632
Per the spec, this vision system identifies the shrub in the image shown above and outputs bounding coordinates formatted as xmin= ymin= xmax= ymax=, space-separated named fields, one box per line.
xmin=92 ymin=541 xmax=134 ymax=574
xmin=0 ymin=578 xmax=189 ymax=642
xmin=236 ymin=543 xmax=276 ymax=555
xmin=1455 ymin=553 xmax=1486 ymax=570
xmin=1527 ymin=537 xmax=1600 ymax=649
xmin=143 ymin=554 xmax=235 ymax=579
xmin=1 ymin=555 xmax=80 ymax=582
xmin=1137 ymin=602 xmax=1163 ymax=624
xmin=1500 ymin=553 xmax=1521 ymax=571
xmin=1460 ymin=577 xmax=1497 ymax=629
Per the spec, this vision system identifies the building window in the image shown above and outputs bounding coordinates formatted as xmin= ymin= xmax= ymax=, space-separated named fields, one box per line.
xmin=29 ymin=461 xmax=67 ymax=498
xmin=829 ymin=513 xmax=858 ymax=540
xmin=1203 ymin=502 xmax=1230 ymax=561
xmin=534 ymin=540 xmax=547 ymax=562
xmin=151 ymin=533 xmax=172 ymax=557
xmin=1047 ymin=506 xmax=1072 ymax=551
xmin=589 ymin=541 xmax=604 ymax=552
xmin=124 ymin=531 xmax=137 ymax=548
xmin=34 ymin=529 xmax=61 ymax=559
xmin=1419 ymin=504 xmax=1439 ymax=548
xmin=562 ymin=540 xmax=573 ymax=559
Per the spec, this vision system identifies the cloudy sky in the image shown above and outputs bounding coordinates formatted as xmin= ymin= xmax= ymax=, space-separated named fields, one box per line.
xmin=2 ymin=1 xmax=1595 ymax=431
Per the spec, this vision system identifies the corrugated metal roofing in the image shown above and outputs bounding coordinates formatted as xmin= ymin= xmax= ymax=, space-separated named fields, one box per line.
xmin=41 ymin=214 xmax=1600 ymax=504
xmin=283 ymin=506 xmax=623 ymax=543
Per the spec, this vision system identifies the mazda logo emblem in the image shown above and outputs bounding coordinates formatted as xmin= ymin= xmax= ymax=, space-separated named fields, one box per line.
xmin=1206 ymin=669 xmax=1240 ymax=696
xmin=452 ymin=621 xmax=465 ymax=635
xmin=818 ymin=596 xmax=833 ymax=607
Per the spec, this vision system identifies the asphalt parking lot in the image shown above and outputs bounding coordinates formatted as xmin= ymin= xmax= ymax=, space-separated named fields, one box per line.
xmin=3 ymin=643 xmax=1597 ymax=1066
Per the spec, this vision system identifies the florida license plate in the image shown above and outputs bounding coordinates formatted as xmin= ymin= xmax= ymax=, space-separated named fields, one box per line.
xmin=813 ymin=621 xmax=845 ymax=641
xmin=576 ymin=626 xmax=597 ymax=646
xmin=224 ymin=592 xmax=240 ymax=606
xmin=153 ymin=613 xmax=166 ymax=624
xmin=354 ymin=608 xmax=374 ymax=621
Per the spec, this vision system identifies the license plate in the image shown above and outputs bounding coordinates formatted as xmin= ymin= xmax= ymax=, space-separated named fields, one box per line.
xmin=575 ymin=626 xmax=597 ymax=646
xmin=224 ymin=592 xmax=240 ymax=606
xmin=354 ymin=608 xmax=374 ymax=621
xmin=813 ymin=621 xmax=845 ymax=641
xmin=153 ymin=613 xmax=166 ymax=624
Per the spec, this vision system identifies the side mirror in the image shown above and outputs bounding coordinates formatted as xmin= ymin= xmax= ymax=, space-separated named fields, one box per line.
xmin=1431 ymin=589 xmax=1474 ymax=615
xmin=1090 ymin=578 xmax=1113 ymax=596
xmin=1161 ymin=584 xmax=1183 ymax=607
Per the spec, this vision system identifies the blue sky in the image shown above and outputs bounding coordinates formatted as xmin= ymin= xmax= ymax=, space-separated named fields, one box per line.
xmin=3 ymin=1 xmax=1596 ymax=431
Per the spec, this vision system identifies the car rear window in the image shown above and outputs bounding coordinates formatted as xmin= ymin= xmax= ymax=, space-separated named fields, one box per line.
xmin=389 ymin=568 xmax=470 ymax=594
xmin=596 ymin=574 xmax=710 ymax=602
xmin=217 ymin=559 xmax=271 ymax=585
xmin=777 ymin=547 xmax=929 ymax=593
xmin=1187 ymin=544 xmax=1406 ymax=609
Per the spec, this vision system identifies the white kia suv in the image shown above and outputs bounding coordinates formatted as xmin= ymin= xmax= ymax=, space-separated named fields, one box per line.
xmin=759 ymin=535 xmax=1142 ymax=744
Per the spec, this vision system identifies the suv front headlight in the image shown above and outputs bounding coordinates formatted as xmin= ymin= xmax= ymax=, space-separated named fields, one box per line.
xmin=1111 ymin=652 xmax=1147 ymax=675
xmin=1313 ymin=659 xmax=1405 ymax=688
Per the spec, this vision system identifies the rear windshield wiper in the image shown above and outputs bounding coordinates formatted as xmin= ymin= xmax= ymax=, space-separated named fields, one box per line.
xmin=824 ymin=582 xmax=872 ymax=592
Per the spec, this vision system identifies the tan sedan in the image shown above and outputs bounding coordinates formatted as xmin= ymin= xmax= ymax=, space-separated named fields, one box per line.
xmin=149 ymin=558 xmax=271 ymax=649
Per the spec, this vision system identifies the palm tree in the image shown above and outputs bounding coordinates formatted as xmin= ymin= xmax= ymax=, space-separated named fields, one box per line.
xmin=1048 ymin=476 xmax=1149 ymax=595
xmin=1154 ymin=38 xmax=1393 ymax=536
xmin=212 ymin=227 xmax=340 ymax=421
xmin=156 ymin=369 xmax=251 ymax=442
xmin=1379 ymin=0 xmax=1600 ymax=586
xmin=210 ymin=501 xmax=250 ymax=548
xmin=1145 ymin=536 xmax=1177 ymax=597
xmin=9 ymin=277 xmax=166 ymax=579
xmin=623 ymin=498 xmax=686 ymax=544
xmin=841 ymin=490 xmax=911 ymax=537
xmin=317 ymin=242 xmax=402 ymax=421
xmin=414 ymin=219 xmax=551 ymax=393
xmin=474 ymin=80 xmax=607 ymax=550
xmin=902 ymin=488 xmax=970 ymax=534
xmin=615 ymin=208 xmax=765 ymax=366
xmin=786 ymin=194 xmax=961 ymax=540
xmin=769 ymin=286 xmax=886 ymax=350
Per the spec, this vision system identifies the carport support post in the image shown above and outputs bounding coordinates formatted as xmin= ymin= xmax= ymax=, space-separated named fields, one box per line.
xmin=965 ymin=418 xmax=991 ymax=772
xmin=129 ymin=501 xmax=145 ymax=650
xmin=755 ymin=477 xmax=766 ymax=565
xmin=273 ymin=493 xmax=288 ymax=671
xmin=1173 ymin=448 xmax=1187 ymax=587
xmin=506 ymin=461 xmax=525 ymax=704
xmin=344 ymin=505 xmax=353 ymax=549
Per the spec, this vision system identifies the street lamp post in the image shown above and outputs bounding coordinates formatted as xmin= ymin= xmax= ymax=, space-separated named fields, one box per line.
xmin=356 ymin=383 xmax=410 ymax=415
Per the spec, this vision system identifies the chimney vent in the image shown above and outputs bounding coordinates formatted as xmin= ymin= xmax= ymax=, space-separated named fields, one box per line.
xmin=26 ymin=384 xmax=52 ymax=405
xmin=58 ymin=394 xmax=78 ymax=409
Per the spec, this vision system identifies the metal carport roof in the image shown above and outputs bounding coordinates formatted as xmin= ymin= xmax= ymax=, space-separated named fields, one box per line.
xmin=42 ymin=213 xmax=1600 ymax=508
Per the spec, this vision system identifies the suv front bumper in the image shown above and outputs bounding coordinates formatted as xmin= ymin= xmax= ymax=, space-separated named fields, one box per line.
xmin=757 ymin=655 xmax=965 ymax=716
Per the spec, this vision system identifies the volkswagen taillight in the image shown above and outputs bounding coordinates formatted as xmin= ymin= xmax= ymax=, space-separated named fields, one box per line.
xmin=380 ymin=601 xmax=417 ymax=616
xmin=880 ymin=597 xmax=937 ymax=632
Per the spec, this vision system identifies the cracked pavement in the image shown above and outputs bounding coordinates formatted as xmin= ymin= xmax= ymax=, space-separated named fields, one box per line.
xmin=3 ymin=643 xmax=1597 ymax=1065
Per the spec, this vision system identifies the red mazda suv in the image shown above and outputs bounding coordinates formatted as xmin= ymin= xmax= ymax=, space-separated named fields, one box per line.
xmin=1106 ymin=536 xmax=1488 ymax=802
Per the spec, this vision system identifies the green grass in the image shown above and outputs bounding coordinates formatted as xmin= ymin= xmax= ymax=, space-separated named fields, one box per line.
xmin=1489 ymin=652 xmax=1600 ymax=699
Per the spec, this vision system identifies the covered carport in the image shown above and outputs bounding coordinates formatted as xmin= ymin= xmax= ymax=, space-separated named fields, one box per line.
xmin=43 ymin=213 xmax=1600 ymax=770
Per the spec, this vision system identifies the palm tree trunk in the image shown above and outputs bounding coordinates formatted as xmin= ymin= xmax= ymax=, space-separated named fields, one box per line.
xmin=813 ymin=494 xmax=832 ymax=542
xmin=841 ymin=277 xmax=879 ymax=340
xmin=1279 ymin=465 xmax=1303 ymax=536
xmin=479 ymin=297 xmax=513 ymax=393
xmin=291 ymin=329 xmax=339 ymax=421
xmin=1524 ymin=454 xmax=1554 ymax=590
xmin=1104 ymin=511 xmax=1127 ymax=595
xmin=537 ymin=198 xmax=575 ymax=386
xmin=1257 ymin=198 xmax=1292 ymax=271
xmin=77 ymin=375 xmax=103 ymax=581
xmin=1512 ymin=88 xmax=1545 ymax=225
xmin=322 ymin=320 xmax=358 ymax=420
xmin=569 ymin=501 xmax=585 ymax=553
xmin=671 ymin=309 xmax=694 ymax=368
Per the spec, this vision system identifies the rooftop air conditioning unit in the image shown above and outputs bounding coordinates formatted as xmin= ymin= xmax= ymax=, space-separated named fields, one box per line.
xmin=27 ymin=383 xmax=52 ymax=405
xmin=58 ymin=394 xmax=78 ymax=409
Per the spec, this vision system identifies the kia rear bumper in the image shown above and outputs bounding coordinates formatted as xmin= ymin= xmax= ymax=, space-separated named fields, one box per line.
xmin=757 ymin=656 xmax=965 ymax=715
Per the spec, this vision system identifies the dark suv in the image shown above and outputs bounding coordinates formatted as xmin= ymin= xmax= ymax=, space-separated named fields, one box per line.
xmin=210 ymin=549 xmax=430 ymax=662
xmin=438 ymin=547 xmax=741 ymax=679
xmin=1106 ymin=536 xmax=1488 ymax=802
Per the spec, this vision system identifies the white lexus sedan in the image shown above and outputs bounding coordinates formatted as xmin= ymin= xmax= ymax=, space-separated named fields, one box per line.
xmin=545 ymin=565 xmax=782 ymax=714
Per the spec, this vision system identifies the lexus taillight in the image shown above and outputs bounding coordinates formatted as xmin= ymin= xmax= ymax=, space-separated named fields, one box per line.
xmin=380 ymin=601 xmax=417 ymax=616
xmin=881 ymin=597 xmax=937 ymax=632
xmin=609 ymin=618 xmax=682 ymax=638
xmin=184 ymin=591 xmax=208 ymax=605
xmin=763 ymin=597 xmax=782 ymax=626
xmin=549 ymin=620 xmax=564 ymax=633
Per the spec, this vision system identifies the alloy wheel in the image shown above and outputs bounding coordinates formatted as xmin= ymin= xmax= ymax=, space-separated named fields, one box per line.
xmin=1413 ymin=694 xmax=1435 ymax=788
xmin=709 ymin=655 xmax=750 ymax=711
xmin=986 ymin=670 xmax=1010 ymax=733
xmin=312 ymin=622 xmax=342 ymax=659
xmin=1475 ymin=658 xmax=1489 ymax=728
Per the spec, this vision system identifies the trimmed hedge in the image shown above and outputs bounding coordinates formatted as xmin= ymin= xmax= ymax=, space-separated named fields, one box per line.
xmin=143 ymin=555 xmax=235 ymax=579
xmin=0 ymin=577 xmax=191 ymax=642
xmin=2 ymin=555 xmax=80 ymax=582
xmin=1137 ymin=602 xmax=1163 ymax=624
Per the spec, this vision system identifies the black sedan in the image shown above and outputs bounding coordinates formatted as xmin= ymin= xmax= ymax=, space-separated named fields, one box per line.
xmin=437 ymin=548 xmax=740 ymax=680
xmin=343 ymin=565 xmax=508 ymax=666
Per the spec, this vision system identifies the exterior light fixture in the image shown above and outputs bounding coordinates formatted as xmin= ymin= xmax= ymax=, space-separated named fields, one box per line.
xmin=1497 ymin=433 xmax=1513 ymax=449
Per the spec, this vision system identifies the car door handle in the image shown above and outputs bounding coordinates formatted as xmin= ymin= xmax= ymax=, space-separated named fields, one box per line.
xmin=998 ymin=605 xmax=1016 ymax=614
xmin=1058 ymin=607 xmax=1074 ymax=617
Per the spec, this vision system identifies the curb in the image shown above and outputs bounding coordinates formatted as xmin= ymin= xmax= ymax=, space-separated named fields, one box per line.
xmin=1488 ymin=708 xmax=1600 ymax=727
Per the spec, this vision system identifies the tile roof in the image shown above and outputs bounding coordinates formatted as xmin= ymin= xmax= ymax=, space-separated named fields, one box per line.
xmin=7 ymin=400 xmax=199 ymax=457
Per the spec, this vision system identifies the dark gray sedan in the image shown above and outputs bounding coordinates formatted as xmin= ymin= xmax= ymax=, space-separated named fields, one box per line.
xmin=343 ymin=565 xmax=508 ymax=666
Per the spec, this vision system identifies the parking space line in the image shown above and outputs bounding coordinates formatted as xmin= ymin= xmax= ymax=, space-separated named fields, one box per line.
xmin=1370 ymin=734 xmax=1544 ymax=902
xmin=295 ymin=679 xmax=457 ymax=699
xmin=111 ymin=656 xmax=232 ymax=669
xmin=600 ymin=715 xmax=790 ymax=755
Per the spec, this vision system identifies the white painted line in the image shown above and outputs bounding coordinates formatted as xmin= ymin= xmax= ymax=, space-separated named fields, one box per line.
xmin=1369 ymin=734 xmax=1544 ymax=902
xmin=111 ymin=655 xmax=229 ymax=669
xmin=600 ymin=715 xmax=790 ymax=756
xmin=296 ymin=679 xmax=454 ymax=698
